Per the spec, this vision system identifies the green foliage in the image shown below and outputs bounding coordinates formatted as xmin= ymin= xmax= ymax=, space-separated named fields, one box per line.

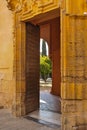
xmin=42 ymin=39 xmax=47 ymax=56
xmin=40 ymin=56 xmax=52 ymax=82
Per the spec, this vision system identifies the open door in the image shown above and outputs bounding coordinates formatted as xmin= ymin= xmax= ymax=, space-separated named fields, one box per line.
xmin=26 ymin=22 xmax=40 ymax=114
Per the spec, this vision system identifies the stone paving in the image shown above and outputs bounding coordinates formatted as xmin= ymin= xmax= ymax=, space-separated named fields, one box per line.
xmin=0 ymin=85 xmax=61 ymax=130
xmin=40 ymin=91 xmax=61 ymax=113
xmin=0 ymin=109 xmax=61 ymax=130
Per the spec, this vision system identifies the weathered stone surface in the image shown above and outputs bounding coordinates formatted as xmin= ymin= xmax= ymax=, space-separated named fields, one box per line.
xmin=61 ymin=1 xmax=87 ymax=129
xmin=0 ymin=0 xmax=15 ymax=110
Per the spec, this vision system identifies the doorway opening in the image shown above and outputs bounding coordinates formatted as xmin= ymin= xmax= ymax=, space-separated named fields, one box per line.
xmin=39 ymin=18 xmax=61 ymax=124
xmin=40 ymin=38 xmax=52 ymax=92
xmin=25 ymin=10 xmax=61 ymax=128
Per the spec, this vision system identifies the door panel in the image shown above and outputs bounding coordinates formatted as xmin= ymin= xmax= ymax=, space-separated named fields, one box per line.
xmin=26 ymin=22 xmax=40 ymax=113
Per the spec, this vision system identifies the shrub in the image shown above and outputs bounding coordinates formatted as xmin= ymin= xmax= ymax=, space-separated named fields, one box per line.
xmin=40 ymin=56 xmax=52 ymax=82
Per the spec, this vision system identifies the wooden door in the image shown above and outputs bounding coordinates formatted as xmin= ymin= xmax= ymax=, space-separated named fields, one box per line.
xmin=26 ymin=22 xmax=40 ymax=113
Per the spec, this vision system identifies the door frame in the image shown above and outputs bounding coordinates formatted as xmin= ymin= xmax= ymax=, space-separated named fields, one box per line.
xmin=13 ymin=8 xmax=61 ymax=116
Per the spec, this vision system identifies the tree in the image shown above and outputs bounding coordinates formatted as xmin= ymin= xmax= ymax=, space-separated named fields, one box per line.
xmin=40 ymin=56 xmax=52 ymax=82
xmin=42 ymin=39 xmax=47 ymax=56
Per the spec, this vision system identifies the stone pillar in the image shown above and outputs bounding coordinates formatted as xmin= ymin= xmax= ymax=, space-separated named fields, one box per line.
xmin=61 ymin=0 xmax=87 ymax=129
xmin=12 ymin=13 xmax=26 ymax=116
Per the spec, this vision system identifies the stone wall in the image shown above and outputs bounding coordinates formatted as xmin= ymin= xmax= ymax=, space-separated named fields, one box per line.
xmin=0 ymin=0 xmax=14 ymax=109
xmin=61 ymin=0 xmax=87 ymax=129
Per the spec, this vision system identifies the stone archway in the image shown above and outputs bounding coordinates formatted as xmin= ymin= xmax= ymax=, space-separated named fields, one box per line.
xmin=6 ymin=0 xmax=87 ymax=130
xmin=24 ymin=10 xmax=61 ymax=114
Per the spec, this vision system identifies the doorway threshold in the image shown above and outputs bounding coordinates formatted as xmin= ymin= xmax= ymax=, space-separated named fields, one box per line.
xmin=25 ymin=110 xmax=61 ymax=129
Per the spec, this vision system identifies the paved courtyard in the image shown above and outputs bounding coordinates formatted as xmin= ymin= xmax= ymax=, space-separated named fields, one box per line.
xmin=0 ymin=109 xmax=61 ymax=130
xmin=0 ymin=85 xmax=61 ymax=130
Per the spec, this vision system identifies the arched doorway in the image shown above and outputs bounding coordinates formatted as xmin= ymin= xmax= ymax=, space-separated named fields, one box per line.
xmin=14 ymin=6 xmax=61 ymax=123
xmin=24 ymin=14 xmax=61 ymax=129
xmin=25 ymin=17 xmax=61 ymax=110
xmin=40 ymin=17 xmax=61 ymax=97
xmin=24 ymin=10 xmax=61 ymax=127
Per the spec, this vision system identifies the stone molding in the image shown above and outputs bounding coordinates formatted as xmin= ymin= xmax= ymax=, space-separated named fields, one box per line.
xmin=6 ymin=0 xmax=61 ymax=18
xmin=6 ymin=0 xmax=23 ymax=12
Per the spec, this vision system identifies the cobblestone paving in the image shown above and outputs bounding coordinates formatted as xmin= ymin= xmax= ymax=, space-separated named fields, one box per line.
xmin=0 ymin=109 xmax=61 ymax=130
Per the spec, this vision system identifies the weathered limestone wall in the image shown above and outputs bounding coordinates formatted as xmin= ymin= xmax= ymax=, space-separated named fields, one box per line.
xmin=0 ymin=1 xmax=14 ymax=109
xmin=61 ymin=0 xmax=87 ymax=129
